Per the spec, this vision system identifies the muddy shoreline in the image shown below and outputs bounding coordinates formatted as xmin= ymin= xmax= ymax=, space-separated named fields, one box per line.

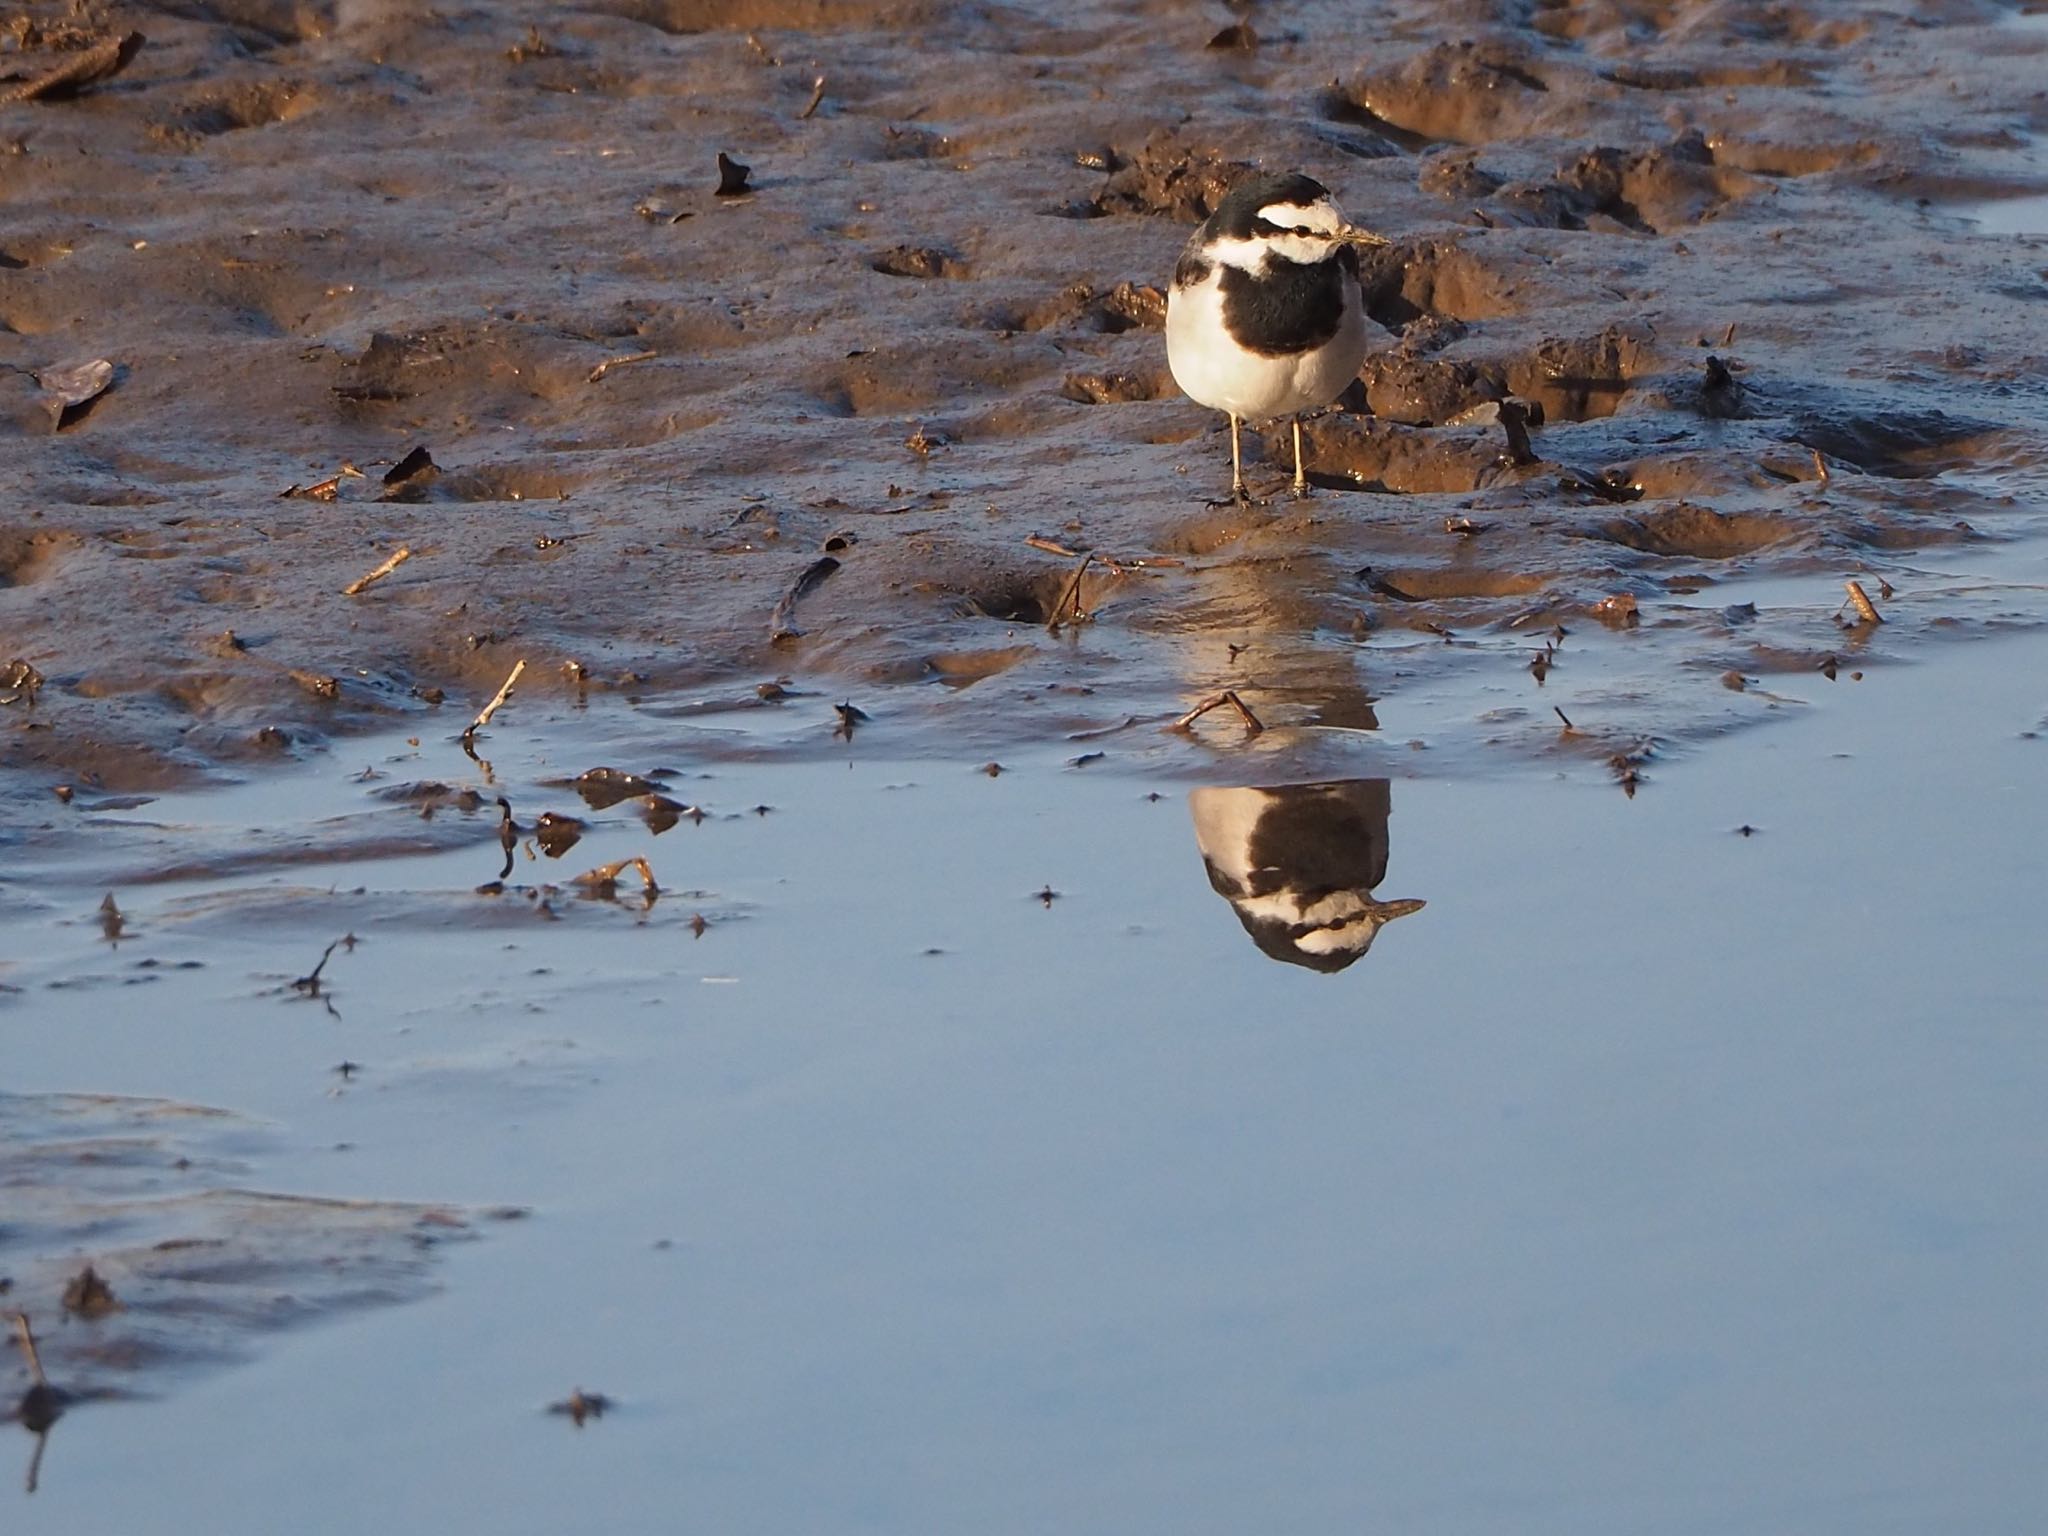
xmin=3 ymin=0 xmax=2047 ymax=797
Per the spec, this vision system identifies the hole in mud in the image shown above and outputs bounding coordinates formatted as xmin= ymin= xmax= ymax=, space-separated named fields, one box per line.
xmin=1330 ymin=42 xmax=1554 ymax=148
xmin=1358 ymin=240 xmax=1525 ymax=329
xmin=438 ymin=463 xmax=585 ymax=503
xmin=153 ymin=80 xmax=311 ymax=142
xmin=957 ymin=575 xmax=1059 ymax=625
xmin=1582 ymin=506 xmax=1796 ymax=559
xmin=985 ymin=281 xmax=1166 ymax=336
xmin=0 ymin=529 xmax=84 ymax=586
xmin=1358 ymin=566 xmax=1547 ymax=601
xmin=1480 ymin=135 xmax=1754 ymax=235
xmin=870 ymin=246 xmax=966 ymax=280
xmin=813 ymin=339 xmax=1047 ymax=420
xmin=1060 ymin=370 xmax=1167 ymax=405
xmin=1793 ymin=412 xmax=2009 ymax=479
xmin=1314 ymin=88 xmax=1434 ymax=154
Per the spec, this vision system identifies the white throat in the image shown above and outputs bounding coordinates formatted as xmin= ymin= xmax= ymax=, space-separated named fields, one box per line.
xmin=1204 ymin=231 xmax=1336 ymax=274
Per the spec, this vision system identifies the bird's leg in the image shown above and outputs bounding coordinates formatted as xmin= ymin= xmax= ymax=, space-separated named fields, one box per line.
xmin=1207 ymin=414 xmax=1256 ymax=508
xmin=1291 ymin=417 xmax=1309 ymax=498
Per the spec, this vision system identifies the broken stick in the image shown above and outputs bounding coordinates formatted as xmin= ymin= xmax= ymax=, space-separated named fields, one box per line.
xmin=1843 ymin=580 xmax=1884 ymax=625
xmin=1046 ymin=552 xmax=1093 ymax=634
xmin=587 ymin=350 xmax=657 ymax=384
xmin=343 ymin=546 xmax=412 ymax=596
xmin=464 ymin=658 xmax=527 ymax=743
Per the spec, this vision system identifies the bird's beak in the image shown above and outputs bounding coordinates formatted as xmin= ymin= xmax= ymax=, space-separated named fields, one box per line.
xmin=1337 ymin=224 xmax=1393 ymax=247
xmin=1368 ymin=897 xmax=1426 ymax=922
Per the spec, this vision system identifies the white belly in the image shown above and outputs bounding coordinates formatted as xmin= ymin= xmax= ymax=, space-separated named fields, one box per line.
xmin=1165 ymin=273 xmax=1369 ymax=421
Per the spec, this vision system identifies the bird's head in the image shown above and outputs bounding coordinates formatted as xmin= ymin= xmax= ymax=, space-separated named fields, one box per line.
xmin=1203 ymin=172 xmax=1393 ymax=272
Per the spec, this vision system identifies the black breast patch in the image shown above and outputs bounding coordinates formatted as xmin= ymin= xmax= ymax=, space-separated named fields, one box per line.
xmin=1218 ymin=245 xmax=1356 ymax=358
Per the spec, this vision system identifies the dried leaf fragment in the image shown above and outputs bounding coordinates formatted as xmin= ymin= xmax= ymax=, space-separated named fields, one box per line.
xmin=533 ymin=811 xmax=586 ymax=858
xmin=571 ymin=766 xmax=662 ymax=809
xmin=1 ymin=658 xmax=44 ymax=707
xmin=550 ymin=1388 xmax=611 ymax=1427
xmin=570 ymin=855 xmax=659 ymax=896
xmin=290 ymin=669 xmax=340 ymax=701
xmin=1590 ymin=593 xmax=1640 ymax=627
xmin=60 ymin=1264 xmax=121 ymax=1318
xmin=35 ymin=358 xmax=113 ymax=428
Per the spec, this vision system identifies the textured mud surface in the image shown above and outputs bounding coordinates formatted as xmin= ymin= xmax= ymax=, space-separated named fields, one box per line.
xmin=2 ymin=0 xmax=2046 ymax=794
xmin=0 ymin=1090 xmax=502 ymax=1493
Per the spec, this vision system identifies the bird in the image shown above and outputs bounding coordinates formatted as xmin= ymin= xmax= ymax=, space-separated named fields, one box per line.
xmin=1165 ymin=172 xmax=1389 ymax=502
xmin=1187 ymin=780 xmax=1424 ymax=972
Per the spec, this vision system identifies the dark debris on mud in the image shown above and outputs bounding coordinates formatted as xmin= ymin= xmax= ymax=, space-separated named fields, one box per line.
xmin=0 ymin=0 xmax=2044 ymax=794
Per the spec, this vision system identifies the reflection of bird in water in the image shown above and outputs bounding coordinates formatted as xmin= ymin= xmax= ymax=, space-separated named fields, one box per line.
xmin=1188 ymin=779 xmax=1423 ymax=972
xmin=1165 ymin=172 xmax=1389 ymax=502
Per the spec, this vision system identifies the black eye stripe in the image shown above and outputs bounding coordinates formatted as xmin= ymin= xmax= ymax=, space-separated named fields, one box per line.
xmin=1250 ymin=216 xmax=1320 ymax=238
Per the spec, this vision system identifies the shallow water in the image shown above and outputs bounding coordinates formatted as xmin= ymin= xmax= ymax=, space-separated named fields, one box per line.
xmin=1966 ymin=193 xmax=2048 ymax=236
xmin=6 ymin=611 xmax=2047 ymax=1532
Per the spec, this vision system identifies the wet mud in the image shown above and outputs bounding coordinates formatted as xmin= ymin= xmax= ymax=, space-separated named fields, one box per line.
xmin=0 ymin=0 xmax=2044 ymax=795
xmin=1 ymin=1090 xmax=507 ymax=1492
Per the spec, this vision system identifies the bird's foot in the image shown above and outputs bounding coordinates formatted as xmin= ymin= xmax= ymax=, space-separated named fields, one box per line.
xmin=1204 ymin=483 xmax=1265 ymax=510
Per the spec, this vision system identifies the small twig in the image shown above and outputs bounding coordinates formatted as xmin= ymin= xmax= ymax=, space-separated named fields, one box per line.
xmin=12 ymin=1313 xmax=48 ymax=1388
xmin=1554 ymin=705 xmax=1577 ymax=733
xmin=587 ymin=350 xmax=658 ymax=384
xmin=1174 ymin=690 xmax=1264 ymax=735
xmin=464 ymin=659 xmax=527 ymax=744
xmin=1810 ymin=448 xmax=1830 ymax=483
xmin=292 ymin=936 xmax=353 ymax=997
xmin=1843 ymin=580 xmax=1884 ymax=625
xmin=797 ymin=74 xmax=826 ymax=119
xmin=342 ymin=546 xmax=412 ymax=596
xmin=1025 ymin=535 xmax=1084 ymax=558
xmin=1046 ymin=553 xmax=1094 ymax=633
